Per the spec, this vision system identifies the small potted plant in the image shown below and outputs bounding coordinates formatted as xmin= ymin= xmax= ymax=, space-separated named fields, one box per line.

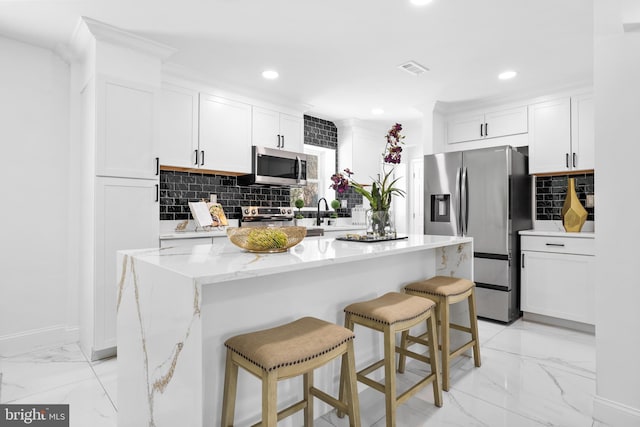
xmin=294 ymin=198 xmax=305 ymax=225
xmin=329 ymin=199 xmax=341 ymax=225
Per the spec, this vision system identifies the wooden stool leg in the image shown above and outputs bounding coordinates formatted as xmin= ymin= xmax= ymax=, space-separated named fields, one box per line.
xmin=221 ymin=350 xmax=238 ymax=427
xmin=337 ymin=313 xmax=354 ymax=419
xmin=441 ymin=298 xmax=451 ymax=392
xmin=397 ymin=330 xmax=409 ymax=373
xmin=262 ymin=370 xmax=278 ymax=427
xmin=468 ymin=289 xmax=481 ymax=367
xmin=344 ymin=340 xmax=361 ymax=427
xmin=427 ymin=313 xmax=443 ymax=407
xmin=304 ymin=370 xmax=314 ymax=426
xmin=384 ymin=326 xmax=397 ymax=427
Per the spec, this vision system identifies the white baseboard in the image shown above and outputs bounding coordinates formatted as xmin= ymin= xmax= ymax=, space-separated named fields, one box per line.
xmin=594 ymin=395 xmax=640 ymax=426
xmin=0 ymin=325 xmax=80 ymax=357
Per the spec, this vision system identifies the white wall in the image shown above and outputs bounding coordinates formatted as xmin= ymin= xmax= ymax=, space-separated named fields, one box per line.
xmin=593 ymin=0 xmax=640 ymax=424
xmin=0 ymin=36 xmax=76 ymax=355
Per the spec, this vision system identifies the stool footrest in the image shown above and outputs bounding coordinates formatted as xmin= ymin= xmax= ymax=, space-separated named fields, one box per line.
xmin=249 ymin=400 xmax=307 ymax=427
xmin=397 ymin=373 xmax=439 ymax=406
xmin=450 ymin=323 xmax=472 ymax=334
xmin=395 ymin=346 xmax=431 ymax=365
xmin=309 ymin=387 xmax=348 ymax=414
xmin=404 ymin=334 xmax=430 ymax=348
xmin=357 ymin=372 xmax=386 ymax=393
xmin=450 ymin=340 xmax=477 ymax=360
xmin=358 ymin=359 xmax=385 ymax=377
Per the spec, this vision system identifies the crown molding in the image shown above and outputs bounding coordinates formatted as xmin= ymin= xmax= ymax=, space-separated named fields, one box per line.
xmin=76 ymin=16 xmax=177 ymax=60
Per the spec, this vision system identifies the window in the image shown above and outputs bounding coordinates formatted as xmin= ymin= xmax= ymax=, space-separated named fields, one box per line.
xmin=290 ymin=145 xmax=336 ymax=209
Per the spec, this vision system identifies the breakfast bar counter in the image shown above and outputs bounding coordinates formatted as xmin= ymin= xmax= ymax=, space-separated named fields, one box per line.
xmin=117 ymin=234 xmax=473 ymax=427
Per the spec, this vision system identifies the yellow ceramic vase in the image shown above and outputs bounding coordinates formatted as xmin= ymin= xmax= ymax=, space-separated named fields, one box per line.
xmin=561 ymin=177 xmax=588 ymax=232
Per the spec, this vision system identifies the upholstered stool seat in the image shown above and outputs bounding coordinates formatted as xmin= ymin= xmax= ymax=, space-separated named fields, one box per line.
xmin=340 ymin=292 xmax=442 ymax=427
xmin=222 ymin=316 xmax=361 ymax=427
xmin=401 ymin=276 xmax=481 ymax=391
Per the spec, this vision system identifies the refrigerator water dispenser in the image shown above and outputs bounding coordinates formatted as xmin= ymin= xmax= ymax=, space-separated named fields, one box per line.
xmin=431 ymin=194 xmax=450 ymax=222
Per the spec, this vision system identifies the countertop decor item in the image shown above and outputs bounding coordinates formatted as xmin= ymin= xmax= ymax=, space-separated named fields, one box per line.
xmin=227 ymin=226 xmax=306 ymax=253
xmin=561 ymin=177 xmax=588 ymax=232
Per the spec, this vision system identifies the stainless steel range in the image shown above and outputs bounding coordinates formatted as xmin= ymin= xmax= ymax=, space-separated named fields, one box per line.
xmin=240 ymin=205 xmax=294 ymax=227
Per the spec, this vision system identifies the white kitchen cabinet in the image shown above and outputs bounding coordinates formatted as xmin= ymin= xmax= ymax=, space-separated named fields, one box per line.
xmin=252 ymin=106 xmax=304 ymax=152
xmin=447 ymin=105 xmax=528 ymax=144
xmin=529 ymin=95 xmax=594 ymax=174
xmin=199 ymin=93 xmax=252 ymax=173
xmin=520 ymin=233 xmax=595 ymax=326
xmin=96 ymin=78 xmax=159 ymax=179
xmin=94 ymin=177 xmax=159 ymax=353
xmin=157 ymin=84 xmax=199 ymax=168
xmin=571 ymin=93 xmax=595 ymax=171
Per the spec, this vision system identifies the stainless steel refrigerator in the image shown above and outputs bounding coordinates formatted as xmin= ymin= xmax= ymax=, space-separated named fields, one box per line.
xmin=424 ymin=146 xmax=531 ymax=323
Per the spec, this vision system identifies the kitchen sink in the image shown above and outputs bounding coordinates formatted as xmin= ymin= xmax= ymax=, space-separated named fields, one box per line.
xmin=305 ymin=228 xmax=324 ymax=237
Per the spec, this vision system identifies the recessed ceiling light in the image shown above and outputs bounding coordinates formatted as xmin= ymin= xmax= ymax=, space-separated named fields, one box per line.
xmin=410 ymin=0 xmax=433 ymax=5
xmin=498 ymin=70 xmax=517 ymax=80
xmin=262 ymin=70 xmax=279 ymax=80
xmin=372 ymin=108 xmax=385 ymax=115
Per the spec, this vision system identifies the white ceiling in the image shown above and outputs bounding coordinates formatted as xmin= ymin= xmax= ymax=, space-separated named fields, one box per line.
xmin=0 ymin=0 xmax=593 ymax=122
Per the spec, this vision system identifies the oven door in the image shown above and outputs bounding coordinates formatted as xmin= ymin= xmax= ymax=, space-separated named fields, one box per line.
xmin=253 ymin=146 xmax=307 ymax=186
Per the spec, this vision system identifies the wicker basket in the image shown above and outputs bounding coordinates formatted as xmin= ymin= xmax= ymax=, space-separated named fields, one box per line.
xmin=227 ymin=226 xmax=307 ymax=253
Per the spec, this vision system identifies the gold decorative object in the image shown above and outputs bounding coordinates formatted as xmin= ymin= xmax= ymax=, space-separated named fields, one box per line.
xmin=561 ymin=177 xmax=588 ymax=232
xmin=227 ymin=226 xmax=307 ymax=253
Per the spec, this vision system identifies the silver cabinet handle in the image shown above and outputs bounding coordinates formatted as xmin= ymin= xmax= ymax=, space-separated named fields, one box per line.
xmin=522 ymin=253 xmax=525 ymax=268
xmin=277 ymin=135 xmax=281 ymax=148
xmin=194 ymin=149 xmax=199 ymax=166
xmin=155 ymin=184 xmax=159 ymax=202
xmin=155 ymin=157 xmax=159 ymax=176
xmin=573 ymin=152 xmax=577 ymax=168
xmin=281 ymin=135 xmax=285 ymax=148
xmin=480 ymin=124 xmax=484 ymax=137
xmin=545 ymin=243 xmax=565 ymax=247
xmin=566 ymin=153 xmax=569 ymax=168
xmin=484 ymin=122 xmax=488 ymax=137
xmin=201 ymin=150 xmax=205 ymax=166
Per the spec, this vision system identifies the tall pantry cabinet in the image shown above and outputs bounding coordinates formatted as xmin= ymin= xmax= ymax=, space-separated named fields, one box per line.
xmin=71 ymin=18 xmax=175 ymax=360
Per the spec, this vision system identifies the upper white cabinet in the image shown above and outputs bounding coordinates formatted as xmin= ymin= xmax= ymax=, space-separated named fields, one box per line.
xmin=529 ymin=94 xmax=594 ymax=174
xmin=571 ymin=94 xmax=595 ymax=171
xmin=157 ymin=84 xmax=198 ymax=168
xmin=252 ymin=106 xmax=304 ymax=152
xmin=199 ymin=93 xmax=252 ymax=173
xmin=447 ymin=105 xmax=528 ymax=144
xmin=96 ymin=78 xmax=159 ymax=179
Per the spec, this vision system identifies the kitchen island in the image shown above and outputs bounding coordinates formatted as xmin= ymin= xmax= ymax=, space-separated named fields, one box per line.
xmin=117 ymin=234 xmax=473 ymax=427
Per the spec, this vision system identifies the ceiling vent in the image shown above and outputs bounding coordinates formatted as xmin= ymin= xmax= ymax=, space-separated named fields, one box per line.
xmin=397 ymin=60 xmax=429 ymax=76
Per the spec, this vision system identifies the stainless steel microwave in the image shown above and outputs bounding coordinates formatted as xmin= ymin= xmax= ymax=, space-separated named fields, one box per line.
xmin=238 ymin=146 xmax=307 ymax=187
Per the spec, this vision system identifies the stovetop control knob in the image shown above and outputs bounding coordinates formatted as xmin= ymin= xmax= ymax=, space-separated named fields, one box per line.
xmin=251 ymin=209 xmax=257 ymax=215
xmin=243 ymin=208 xmax=250 ymax=215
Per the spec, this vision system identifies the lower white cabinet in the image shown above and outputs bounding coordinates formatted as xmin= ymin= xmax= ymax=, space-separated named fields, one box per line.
xmin=93 ymin=177 xmax=159 ymax=355
xmin=520 ymin=233 xmax=595 ymax=325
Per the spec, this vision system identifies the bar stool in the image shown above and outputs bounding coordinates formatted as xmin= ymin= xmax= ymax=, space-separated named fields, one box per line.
xmin=400 ymin=276 xmax=481 ymax=391
xmin=340 ymin=292 xmax=442 ymax=427
xmin=221 ymin=316 xmax=361 ymax=427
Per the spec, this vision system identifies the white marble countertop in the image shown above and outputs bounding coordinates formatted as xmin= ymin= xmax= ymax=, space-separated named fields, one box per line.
xmin=159 ymin=224 xmax=366 ymax=240
xmin=123 ymin=234 xmax=472 ymax=285
xmin=520 ymin=229 xmax=595 ymax=239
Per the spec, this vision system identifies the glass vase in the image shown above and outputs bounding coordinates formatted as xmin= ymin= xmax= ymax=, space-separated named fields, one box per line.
xmin=366 ymin=210 xmax=395 ymax=238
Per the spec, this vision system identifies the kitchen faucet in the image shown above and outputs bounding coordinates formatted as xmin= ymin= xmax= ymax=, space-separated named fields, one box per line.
xmin=316 ymin=197 xmax=328 ymax=226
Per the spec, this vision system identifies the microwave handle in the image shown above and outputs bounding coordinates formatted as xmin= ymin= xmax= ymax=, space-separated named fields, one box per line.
xmin=296 ymin=156 xmax=302 ymax=182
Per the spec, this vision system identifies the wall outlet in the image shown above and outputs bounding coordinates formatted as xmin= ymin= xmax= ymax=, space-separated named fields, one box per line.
xmin=586 ymin=194 xmax=594 ymax=208
xmin=341 ymin=199 xmax=348 ymax=208
xmin=210 ymin=194 xmax=217 ymax=203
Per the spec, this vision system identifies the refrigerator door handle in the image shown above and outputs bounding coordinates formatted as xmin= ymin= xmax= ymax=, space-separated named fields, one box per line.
xmin=461 ymin=167 xmax=469 ymax=236
xmin=456 ymin=167 xmax=462 ymax=236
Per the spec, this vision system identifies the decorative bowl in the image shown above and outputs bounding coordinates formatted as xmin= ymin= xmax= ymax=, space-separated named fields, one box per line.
xmin=226 ymin=226 xmax=307 ymax=253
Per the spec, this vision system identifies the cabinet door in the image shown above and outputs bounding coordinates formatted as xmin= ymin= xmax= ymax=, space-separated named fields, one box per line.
xmin=447 ymin=113 xmax=484 ymax=144
xmin=199 ymin=94 xmax=252 ymax=173
xmin=484 ymin=106 xmax=528 ymax=139
xmin=252 ymin=106 xmax=281 ymax=148
xmin=571 ymin=94 xmax=595 ymax=171
xmin=158 ymin=85 xmax=198 ymax=168
xmin=94 ymin=177 xmax=159 ymax=352
xmin=96 ymin=78 xmax=158 ymax=179
xmin=521 ymin=250 xmax=595 ymax=324
xmin=528 ymin=97 xmax=571 ymax=174
xmin=279 ymin=113 xmax=304 ymax=152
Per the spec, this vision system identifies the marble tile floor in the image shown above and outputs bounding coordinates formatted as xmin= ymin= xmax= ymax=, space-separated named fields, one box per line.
xmin=0 ymin=319 xmax=608 ymax=427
